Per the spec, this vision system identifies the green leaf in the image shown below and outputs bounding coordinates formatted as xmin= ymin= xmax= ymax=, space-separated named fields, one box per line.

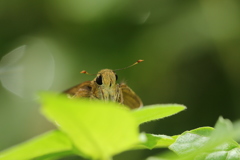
xmin=232 ymin=120 xmax=240 ymax=142
xmin=169 ymin=127 xmax=214 ymax=156
xmin=169 ymin=117 xmax=240 ymax=160
xmin=0 ymin=130 xmax=73 ymax=160
xmin=146 ymin=151 xmax=179 ymax=160
xmin=40 ymin=92 xmax=139 ymax=160
xmin=132 ymin=104 xmax=186 ymax=125
xmin=137 ymin=133 xmax=178 ymax=149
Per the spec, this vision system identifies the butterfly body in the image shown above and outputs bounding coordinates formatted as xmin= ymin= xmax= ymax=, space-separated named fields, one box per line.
xmin=64 ymin=69 xmax=142 ymax=109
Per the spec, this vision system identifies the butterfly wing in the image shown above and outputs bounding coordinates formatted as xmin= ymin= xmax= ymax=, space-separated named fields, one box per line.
xmin=120 ymin=83 xmax=143 ymax=109
xmin=63 ymin=81 xmax=142 ymax=109
xmin=63 ymin=81 xmax=93 ymax=98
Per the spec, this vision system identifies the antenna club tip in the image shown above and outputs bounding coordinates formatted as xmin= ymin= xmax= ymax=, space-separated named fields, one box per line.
xmin=137 ymin=59 xmax=144 ymax=63
xmin=80 ymin=70 xmax=88 ymax=74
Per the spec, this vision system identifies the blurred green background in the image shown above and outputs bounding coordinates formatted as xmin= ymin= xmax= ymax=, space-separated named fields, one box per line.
xmin=1 ymin=0 xmax=240 ymax=159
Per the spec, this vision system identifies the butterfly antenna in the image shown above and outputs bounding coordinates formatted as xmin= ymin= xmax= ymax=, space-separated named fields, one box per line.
xmin=114 ymin=59 xmax=144 ymax=71
xmin=80 ymin=70 xmax=96 ymax=75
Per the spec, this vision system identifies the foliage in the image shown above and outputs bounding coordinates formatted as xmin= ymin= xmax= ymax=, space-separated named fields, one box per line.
xmin=0 ymin=93 xmax=239 ymax=160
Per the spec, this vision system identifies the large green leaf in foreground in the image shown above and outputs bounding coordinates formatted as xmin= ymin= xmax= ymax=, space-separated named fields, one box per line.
xmin=40 ymin=93 xmax=139 ymax=160
xmin=132 ymin=104 xmax=186 ymax=125
xmin=0 ymin=93 xmax=187 ymax=160
xmin=0 ymin=130 xmax=73 ymax=160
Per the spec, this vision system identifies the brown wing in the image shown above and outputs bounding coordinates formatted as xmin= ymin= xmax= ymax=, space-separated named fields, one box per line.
xmin=63 ymin=81 xmax=93 ymax=98
xmin=120 ymin=83 xmax=143 ymax=109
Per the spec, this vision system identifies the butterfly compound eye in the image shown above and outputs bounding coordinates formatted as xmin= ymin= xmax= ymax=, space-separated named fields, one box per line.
xmin=96 ymin=75 xmax=103 ymax=85
xmin=115 ymin=74 xmax=118 ymax=81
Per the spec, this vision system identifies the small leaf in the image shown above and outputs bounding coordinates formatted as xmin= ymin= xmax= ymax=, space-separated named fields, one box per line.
xmin=169 ymin=117 xmax=240 ymax=160
xmin=232 ymin=120 xmax=240 ymax=142
xmin=40 ymin=92 xmax=139 ymax=160
xmin=132 ymin=104 xmax=186 ymax=125
xmin=137 ymin=133 xmax=178 ymax=149
xmin=169 ymin=127 xmax=214 ymax=156
xmin=0 ymin=130 xmax=73 ymax=160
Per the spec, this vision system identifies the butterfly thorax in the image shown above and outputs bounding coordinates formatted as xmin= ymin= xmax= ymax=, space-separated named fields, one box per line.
xmin=93 ymin=69 xmax=121 ymax=102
